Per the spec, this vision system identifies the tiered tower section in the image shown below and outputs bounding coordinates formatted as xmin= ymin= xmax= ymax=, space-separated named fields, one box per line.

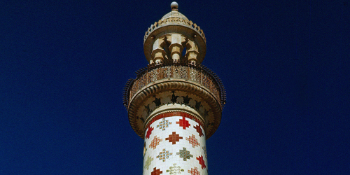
xmin=123 ymin=2 xmax=226 ymax=174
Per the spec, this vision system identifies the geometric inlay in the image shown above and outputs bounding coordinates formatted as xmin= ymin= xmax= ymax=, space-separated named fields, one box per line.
xmin=144 ymin=156 xmax=153 ymax=170
xmin=151 ymin=167 xmax=163 ymax=175
xmin=157 ymin=118 xmax=172 ymax=131
xmin=188 ymin=167 xmax=200 ymax=175
xmin=165 ymin=132 xmax=183 ymax=144
xmin=146 ymin=126 xmax=154 ymax=139
xmin=166 ymin=163 xmax=184 ymax=174
xmin=176 ymin=147 xmax=193 ymax=161
xmin=194 ymin=125 xmax=204 ymax=137
xmin=186 ymin=134 xmax=200 ymax=148
xmin=149 ymin=136 xmax=162 ymax=149
xmin=156 ymin=149 xmax=172 ymax=162
xmin=196 ymin=156 xmax=206 ymax=169
xmin=176 ymin=116 xmax=190 ymax=129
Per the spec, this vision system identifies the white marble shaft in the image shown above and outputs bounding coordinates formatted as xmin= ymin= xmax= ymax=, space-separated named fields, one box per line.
xmin=143 ymin=114 xmax=207 ymax=175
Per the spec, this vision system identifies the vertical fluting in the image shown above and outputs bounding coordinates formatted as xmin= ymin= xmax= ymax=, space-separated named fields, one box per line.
xmin=143 ymin=112 xmax=207 ymax=175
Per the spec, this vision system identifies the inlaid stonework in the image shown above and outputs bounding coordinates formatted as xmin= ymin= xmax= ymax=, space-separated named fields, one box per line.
xmin=143 ymin=113 xmax=207 ymax=175
xmin=124 ymin=2 xmax=225 ymax=174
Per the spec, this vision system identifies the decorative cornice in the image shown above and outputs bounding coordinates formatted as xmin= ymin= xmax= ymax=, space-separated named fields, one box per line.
xmin=127 ymin=80 xmax=222 ymax=139
xmin=144 ymin=17 xmax=206 ymax=44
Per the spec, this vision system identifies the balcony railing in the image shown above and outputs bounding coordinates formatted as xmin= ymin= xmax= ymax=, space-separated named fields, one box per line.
xmin=123 ymin=63 xmax=226 ymax=108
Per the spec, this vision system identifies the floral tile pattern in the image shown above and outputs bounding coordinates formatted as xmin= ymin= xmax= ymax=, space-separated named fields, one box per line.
xmin=188 ymin=167 xmax=200 ymax=175
xmin=194 ymin=125 xmax=204 ymax=137
xmin=176 ymin=116 xmax=190 ymax=129
xmin=166 ymin=163 xmax=184 ymax=174
xmin=186 ymin=134 xmax=200 ymax=148
xmin=165 ymin=132 xmax=183 ymax=144
xmin=196 ymin=156 xmax=206 ymax=169
xmin=144 ymin=156 xmax=153 ymax=170
xmin=149 ymin=136 xmax=162 ymax=149
xmin=157 ymin=118 xmax=172 ymax=131
xmin=156 ymin=149 xmax=172 ymax=162
xmin=176 ymin=147 xmax=193 ymax=161
xmin=151 ymin=167 xmax=163 ymax=175
xmin=143 ymin=115 xmax=207 ymax=175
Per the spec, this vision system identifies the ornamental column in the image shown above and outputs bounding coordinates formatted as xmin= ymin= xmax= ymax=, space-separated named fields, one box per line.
xmin=123 ymin=2 xmax=226 ymax=175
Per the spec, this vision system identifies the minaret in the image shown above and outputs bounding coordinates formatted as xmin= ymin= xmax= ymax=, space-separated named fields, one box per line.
xmin=123 ymin=2 xmax=226 ymax=174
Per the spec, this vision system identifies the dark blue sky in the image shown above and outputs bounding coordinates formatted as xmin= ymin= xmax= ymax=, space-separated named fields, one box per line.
xmin=1 ymin=0 xmax=349 ymax=174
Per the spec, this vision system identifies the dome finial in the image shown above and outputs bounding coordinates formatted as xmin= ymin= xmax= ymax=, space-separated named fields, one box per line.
xmin=171 ymin=1 xmax=178 ymax=11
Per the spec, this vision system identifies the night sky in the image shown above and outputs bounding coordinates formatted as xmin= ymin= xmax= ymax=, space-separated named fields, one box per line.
xmin=1 ymin=0 xmax=350 ymax=174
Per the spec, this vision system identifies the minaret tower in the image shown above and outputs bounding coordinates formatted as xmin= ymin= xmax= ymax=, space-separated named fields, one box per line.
xmin=123 ymin=2 xmax=226 ymax=174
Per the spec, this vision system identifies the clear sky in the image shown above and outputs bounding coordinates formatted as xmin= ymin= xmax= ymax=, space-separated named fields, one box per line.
xmin=1 ymin=0 xmax=349 ymax=174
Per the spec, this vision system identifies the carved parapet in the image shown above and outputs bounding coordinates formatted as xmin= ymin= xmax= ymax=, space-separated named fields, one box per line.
xmin=126 ymin=63 xmax=225 ymax=108
xmin=123 ymin=63 xmax=226 ymax=139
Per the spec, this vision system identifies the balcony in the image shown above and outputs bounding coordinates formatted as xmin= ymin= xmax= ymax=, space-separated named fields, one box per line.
xmin=124 ymin=63 xmax=226 ymax=109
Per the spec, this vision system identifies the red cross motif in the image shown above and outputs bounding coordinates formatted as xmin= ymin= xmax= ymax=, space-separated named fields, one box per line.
xmin=165 ymin=132 xmax=183 ymax=144
xmin=146 ymin=126 xmax=154 ymax=139
xmin=194 ymin=125 xmax=204 ymax=137
xmin=151 ymin=167 xmax=163 ymax=175
xmin=176 ymin=116 xmax=190 ymax=129
xmin=196 ymin=156 xmax=206 ymax=169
